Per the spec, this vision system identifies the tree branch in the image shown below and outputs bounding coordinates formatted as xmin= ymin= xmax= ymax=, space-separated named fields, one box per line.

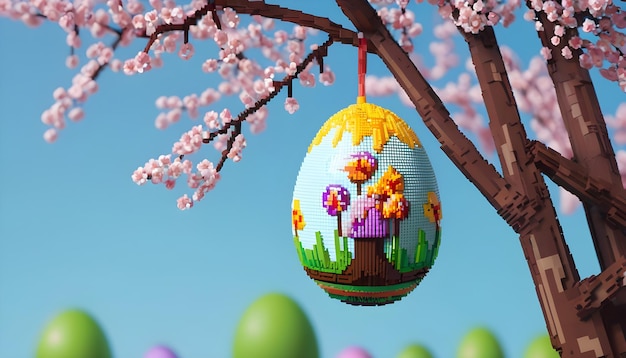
xmin=143 ymin=0 xmax=362 ymax=54
xmin=203 ymin=36 xmax=335 ymax=172
xmin=530 ymin=140 xmax=626 ymax=228
xmin=216 ymin=0 xmax=363 ymax=48
xmin=143 ymin=2 xmax=218 ymax=52
xmin=572 ymin=256 xmax=626 ymax=319
xmin=458 ymin=26 xmax=558 ymax=232
xmin=335 ymin=0 xmax=519 ymax=224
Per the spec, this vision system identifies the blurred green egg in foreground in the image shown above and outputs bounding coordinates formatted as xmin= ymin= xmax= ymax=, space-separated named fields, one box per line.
xmin=36 ymin=309 xmax=111 ymax=358
xmin=233 ymin=293 xmax=318 ymax=358
xmin=397 ymin=343 xmax=434 ymax=358
xmin=457 ymin=327 xmax=504 ymax=358
xmin=523 ymin=335 xmax=559 ymax=358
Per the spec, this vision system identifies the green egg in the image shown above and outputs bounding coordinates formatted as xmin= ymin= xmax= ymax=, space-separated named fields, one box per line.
xmin=396 ymin=343 xmax=434 ymax=358
xmin=233 ymin=293 xmax=318 ymax=358
xmin=456 ymin=327 xmax=504 ymax=358
xmin=35 ymin=309 xmax=112 ymax=358
xmin=523 ymin=335 xmax=559 ymax=358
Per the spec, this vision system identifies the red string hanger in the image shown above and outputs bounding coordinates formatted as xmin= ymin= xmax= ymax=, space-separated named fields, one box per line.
xmin=357 ymin=32 xmax=367 ymax=104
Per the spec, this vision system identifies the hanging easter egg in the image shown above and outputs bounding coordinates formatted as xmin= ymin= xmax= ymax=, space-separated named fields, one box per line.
xmin=291 ymin=98 xmax=442 ymax=306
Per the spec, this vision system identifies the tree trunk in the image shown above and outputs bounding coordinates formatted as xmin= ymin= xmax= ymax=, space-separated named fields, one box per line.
xmin=460 ymin=26 xmax=615 ymax=357
xmin=336 ymin=0 xmax=626 ymax=356
xmin=532 ymin=9 xmax=626 ymax=354
xmin=350 ymin=238 xmax=399 ymax=285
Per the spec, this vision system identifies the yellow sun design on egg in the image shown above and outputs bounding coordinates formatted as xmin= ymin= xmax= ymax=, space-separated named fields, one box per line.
xmin=308 ymin=100 xmax=421 ymax=154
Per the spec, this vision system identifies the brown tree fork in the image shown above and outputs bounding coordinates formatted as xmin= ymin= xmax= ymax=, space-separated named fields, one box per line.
xmin=531 ymin=141 xmax=626 ymax=229
xmin=456 ymin=20 xmax=626 ymax=358
xmin=528 ymin=7 xmax=626 ymax=354
xmin=455 ymin=23 xmax=626 ymax=358
xmin=335 ymin=0 xmax=626 ymax=356
xmin=531 ymin=2 xmax=626 ymax=301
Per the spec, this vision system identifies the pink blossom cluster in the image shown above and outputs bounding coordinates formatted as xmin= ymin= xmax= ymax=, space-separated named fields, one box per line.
xmin=131 ymin=154 xmax=220 ymax=210
xmin=3 ymin=1 xmax=338 ymax=209
xmin=364 ymin=19 xmax=492 ymax=152
xmin=371 ymin=0 xmax=626 ymax=92
xmin=2 ymin=0 xmax=144 ymax=142
xmin=137 ymin=12 xmax=334 ymax=209
xmin=7 ymin=0 xmax=626 ymax=211
xmin=41 ymin=62 xmax=100 ymax=143
xmin=366 ymin=0 xmax=626 ymax=215
xmin=523 ymin=0 xmax=626 ymax=91
xmin=606 ymin=104 xmax=626 ymax=188
xmin=227 ymin=133 xmax=247 ymax=162
xmin=154 ymin=89 xmax=221 ymax=130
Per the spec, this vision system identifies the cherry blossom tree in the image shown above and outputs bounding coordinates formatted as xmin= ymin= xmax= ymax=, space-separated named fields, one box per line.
xmin=3 ymin=0 xmax=626 ymax=355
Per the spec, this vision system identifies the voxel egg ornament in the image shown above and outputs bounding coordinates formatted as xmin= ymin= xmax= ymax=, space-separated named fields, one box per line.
xmin=291 ymin=34 xmax=442 ymax=306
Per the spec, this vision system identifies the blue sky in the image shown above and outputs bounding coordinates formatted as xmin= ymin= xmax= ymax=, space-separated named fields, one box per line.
xmin=0 ymin=1 xmax=622 ymax=357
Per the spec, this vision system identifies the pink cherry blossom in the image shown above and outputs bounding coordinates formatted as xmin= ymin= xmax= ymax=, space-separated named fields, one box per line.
xmin=220 ymin=109 xmax=232 ymax=125
xmin=179 ymin=43 xmax=194 ymax=60
xmin=173 ymin=125 xmax=203 ymax=155
xmin=66 ymin=54 xmax=79 ymax=69
xmin=43 ymin=128 xmax=58 ymax=143
xmin=582 ymin=18 xmax=597 ymax=33
xmin=123 ymin=59 xmax=137 ymax=75
xmin=284 ymin=97 xmax=299 ymax=114
xmin=183 ymin=94 xmax=200 ymax=118
xmin=579 ymin=53 xmax=594 ymax=69
xmin=204 ymin=111 xmax=220 ymax=129
xmin=523 ymin=10 xmax=535 ymax=21
xmin=134 ymin=52 xmax=151 ymax=73
xmin=202 ymin=59 xmax=218 ymax=72
xmin=561 ymin=46 xmax=573 ymax=59
xmin=299 ymin=71 xmax=315 ymax=87
xmin=164 ymin=179 xmax=175 ymax=189
xmin=166 ymin=108 xmax=182 ymax=123
xmin=66 ymin=31 xmax=81 ymax=48
xmin=227 ymin=134 xmax=247 ymax=162
xmin=568 ymin=36 xmax=583 ymax=49
xmin=177 ymin=194 xmax=193 ymax=210
xmin=559 ymin=189 xmax=581 ymax=214
xmin=319 ymin=68 xmax=336 ymax=86
xmin=222 ymin=7 xmax=239 ymax=28
xmin=68 ymin=108 xmax=85 ymax=122
xmin=554 ymin=25 xmax=565 ymax=37
xmin=109 ymin=59 xmax=123 ymax=72
xmin=600 ymin=67 xmax=618 ymax=81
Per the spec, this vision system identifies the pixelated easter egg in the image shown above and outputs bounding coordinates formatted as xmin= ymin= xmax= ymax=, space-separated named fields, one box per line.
xmin=233 ymin=293 xmax=319 ymax=358
xmin=144 ymin=345 xmax=179 ymax=358
xmin=35 ymin=309 xmax=112 ymax=358
xmin=292 ymin=100 xmax=442 ymax=306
